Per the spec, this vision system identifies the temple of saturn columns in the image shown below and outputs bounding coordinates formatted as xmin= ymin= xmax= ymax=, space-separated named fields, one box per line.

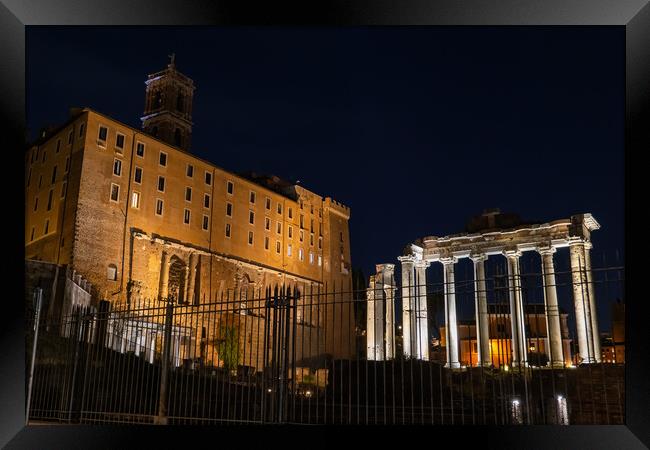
xmin=367 ymin=210 xmax=601 ymax=369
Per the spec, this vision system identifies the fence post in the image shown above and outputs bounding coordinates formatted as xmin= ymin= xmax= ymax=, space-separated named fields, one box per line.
xmin=155 ymin=297 xmax=174 ymax=425
xmin=26 ymin=288 xmax=43 ymax=425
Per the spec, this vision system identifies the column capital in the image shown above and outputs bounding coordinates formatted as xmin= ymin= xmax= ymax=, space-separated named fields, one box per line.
xmin=469 ymin=253 xmax=487 ymax=263
xmin=397 ymin=255 xmax=417 ymax=264
xmin=503 ymin=248 xmax=522 ymax=259
xmin=536 ymin=245 xmax=556 ymax=256
xmin=440 ymin=256 xmax=458 ymax=265
xmin=567 ymin=237 xmax=586 ymax=247
xmin=414 ymin=260 xmax=430 ymax=269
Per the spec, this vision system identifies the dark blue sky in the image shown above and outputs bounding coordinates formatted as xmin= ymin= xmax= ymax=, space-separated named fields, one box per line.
xmin=27 ymin=27 xmax=624 ymax=328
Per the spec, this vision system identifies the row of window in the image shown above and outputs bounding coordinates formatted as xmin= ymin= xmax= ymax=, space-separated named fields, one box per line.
xmin=32 ymin=182 xmax=67 ymax=213
xmin=29 ymin=219 xmax=51 ymax=242
xmin=27 ymin=156 xmax=71 ymax=190
xmin=30 ymin=123 xmax=84 ymax=165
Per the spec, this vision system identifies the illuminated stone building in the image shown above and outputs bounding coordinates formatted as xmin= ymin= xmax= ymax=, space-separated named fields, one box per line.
xmin=24 ymin=58 xmax=354 ymax=364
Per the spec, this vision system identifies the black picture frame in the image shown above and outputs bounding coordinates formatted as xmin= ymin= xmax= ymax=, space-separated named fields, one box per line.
xmin=2 ymin=1 xmax=647 ymax=448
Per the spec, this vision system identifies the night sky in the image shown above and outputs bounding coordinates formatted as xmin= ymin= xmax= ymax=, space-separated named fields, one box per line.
xmin=27 ymin=27 xmax=624 ymax=330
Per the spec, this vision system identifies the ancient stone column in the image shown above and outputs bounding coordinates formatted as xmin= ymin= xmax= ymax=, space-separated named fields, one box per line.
xmin=398 ymin=256 xmax=416 ymax=358
xmin=470 ymin=253 xmax=491 ymax=367
xmin=569 ymin=240 xmax=596 ymax=363
xmin=159 ymin=251 xmax=171 ymax=301
xmin=584 ymin=242 xmax=601 ymax=362
xmin=182 ymin=264 xmax=190 ymax=303
xmin=504 ymin=249 xmax=527 ymax=368
xmin=378 ymin=264 xmax=396 ymax=360
xmin=187 ymin=253 xmax=198 ymax=305
xmin=441 ymin=257 xmax=460 ymax=369
xmin=366 ymin=275 xmax=384 ymax=361
xmin=538 ymin=245 xmax=564 ymax=367
xmin=414 ymin=261 xmax=430 ymax=360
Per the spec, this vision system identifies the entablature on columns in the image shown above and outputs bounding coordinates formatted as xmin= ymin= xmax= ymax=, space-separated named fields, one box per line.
xmin=416 ymin=213 xmax=599 ymax=263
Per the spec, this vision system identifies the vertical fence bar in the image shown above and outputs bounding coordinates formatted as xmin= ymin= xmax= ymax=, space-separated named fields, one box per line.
xmin=26 ymin=288 xmax=44 ymax=425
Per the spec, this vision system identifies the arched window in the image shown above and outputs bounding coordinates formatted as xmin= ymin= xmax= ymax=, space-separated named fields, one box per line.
xmin=174 ymin=128 xmax=182 ymax=147
xmin=107 ymin=264 xmax=118 ymax=281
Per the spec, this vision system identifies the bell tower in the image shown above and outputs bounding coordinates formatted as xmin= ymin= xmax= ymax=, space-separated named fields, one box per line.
xmin=141 ymin=54 xmax=195 ymax=151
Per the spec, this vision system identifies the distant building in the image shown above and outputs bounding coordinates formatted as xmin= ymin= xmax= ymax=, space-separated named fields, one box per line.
xmin=605 ymin=300 xmax=625 ymax=363
xmin=440 ymin=304 xmax=573 ymax=368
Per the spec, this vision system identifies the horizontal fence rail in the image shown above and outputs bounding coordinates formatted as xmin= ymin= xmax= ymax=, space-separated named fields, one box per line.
xmin=26 ymin=263 xmax=624 ymax=425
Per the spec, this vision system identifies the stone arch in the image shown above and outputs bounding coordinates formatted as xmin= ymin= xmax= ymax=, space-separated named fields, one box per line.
xmin=167 ymin=254 xmax=187 ymax=303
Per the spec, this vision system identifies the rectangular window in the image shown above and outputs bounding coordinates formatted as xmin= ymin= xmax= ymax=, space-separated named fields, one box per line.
xmin=277 ymin=203 xmax=282 ymax=215
xmin=98 ymin=126 xmax=108 ymax=143
xmin=204 ymin=171 xmax=212 ymax=186
xmin=249 ymin=210 xmax=255 ymax=225
xmin=288 ymin=226 xmax=293 ymax=239
xmin=287 ymin=244 xmax=292 ymax=257
xmin=115 ymin=133 xmax=125 ymax=150
xmin=318 ymin=236 xmax=322 ymax=250
xmin=136 ymin=142 xmax=145 ymax=157
xmin=79 ymin=123 xmax=85 ymax=137
xmin=158 ymin=176 xmax=165 ymax=192
xmin=299 ymin=230 xmax=304 ymax=242
xmin=276 ymin=222 xmax=282 ymax=235
xmin=51 ymin=166 xmax=57 ymax=184
xmin=186 ymin=164 xmax=194 ymax=177
xmin=276 ymin=241 xmax=281 ymax=253
xmin=183 ymin=208 xmax=191 ymax=224
xmin=288 ymin=207 xmax=293 ymax=219
xmin=134 ymin=166 xmax=142 ymax=184
xmin=225 ymin=223 xmax=231 ymax=238
xmin=203 ymin=214 xmax=209 ymax=230
xmin=300 ymin=215 xmax=304 ymax=229
xmin=56 ymin=140 xmax=61 ymax=153
xmin=310 ymin=233 xmax=314 ymax=246
xmin=265 ymin=197 xmax=271 ymax=210
xmin=309 ymin=252 xmax=314 ymax=264
xmin=155 ymin=199 xmax=163 ymax=216
xmin=44 ymin=219 xmax=49 ymax=235
xmin=30 ymin=227 xmax=35 ymax=242
xmin=61 ymin=181 xmax=67 ymax=198
xmin=113 ymin=159 xmax=122 ymax=176
xmin=159 ymin=151 xmax=167 ymax=167
xmin=340 ymin=231 xmax=344 ymax=242
xmin=131 ymin=191 xmax=140 ymax=209
xmin=310 ymin=219 xmax=314 ymax=232
xmin=204 ymin=193 xmax=210 ymax=209
xmin=265 ymin=217 xmax=270 ymax=230
xmin=226 ymin=180 xmax=233 ymax=194
xmin=226 ymin=202 xmax=232 ymax=217
xmin=185 ymin=187 xmax=192 ymax=202
xmin=68 ymin=129 xmax=73 ymax=144
xmin=65 ymin=156 xmax=70 ymax=173
xmin=47 ymin=190 xmax=53 ymax=211
xmin=299 ymin=248 xmax=304 ymax=261
xmin=264 ymin=236 xmax=270 ymax=250
xmin=318 ymin=255 xmax=322 ymax=266
xmin=248 ymin=231 xmax=254 ymax=245
xmin=34 ymin=197 xmax=38 ymax=211
xmin=249 ymin=191 xmax=256 ymax=204
xmin=110 ymin=183 xmax=120 ymax=202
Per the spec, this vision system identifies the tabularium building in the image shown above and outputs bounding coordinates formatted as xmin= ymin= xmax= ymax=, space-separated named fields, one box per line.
xmin=25 ymin=58 xmax=354 ymax=362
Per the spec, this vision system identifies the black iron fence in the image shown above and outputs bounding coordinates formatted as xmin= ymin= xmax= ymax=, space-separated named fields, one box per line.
xmin=26 ymin=263 xmax=624 ymax=425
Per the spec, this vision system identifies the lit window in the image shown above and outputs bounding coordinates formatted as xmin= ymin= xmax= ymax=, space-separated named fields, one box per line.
xmin=113 ymin=159 xmax=122 ymax=176
xmin=203 ymin=214 xmax=209 ymax=230
xmin=158 ymin=176 xmax=165 ymax=192
xmin=159 ymin=151 xmax=167 ymax=167
xmin=287 ymin=244 xmax=292 ymax=257
xmin=299 ymin=248 xmax=304 ymax=261
xmin=225 ymin=223 xmax=231 ymax=238
xmin=134 ymin=167 xmax=143 ymax=184
xmin=250 ymin=191 xmax=256 ymax=204
xmin=226 ymin=202 xmax=232 ymax=217
xmin=115 ymin=133 xmax=125 ymax=150
xmin=204 ymin=193 xmax=210 ymax=209
xmin=185 ymin=187 xmax=192 ymax=202
xmin=205 ymin=171 xmax=213 ymax=186
xmin=265 ymin=197 xmax=271 ymax=210
xmin=309 ymin=252 xmax=314 ymax=264
xmin=136 ymin=142 xmax=145 ymax=157
xmin=131 ymin=191 xmax=140 ymax=209
xmin=265 ymin=217 xmax=270 ymax=230
xmin=248 ymin=231 xmax=254 ymax=245
xmin=186 ymin=164 xmax=194 ymax=177
xmin=107 ymin=264 xmax=117 ymax=281
xmin=264 ymin=236 xmax=270 ymax=250
xmin=47 ymin=190 xmax=53 ymax=211
xmin=318 ymin=255 xmax=322 ymax=266
xmin=98 ymin=126 xmax=108 ymax=143
xmin=155 ymin=199 xmax=164 ymax=216
xmin=110 ymin=183 xmax=120 ymax=202
xmin=249 ymin=210 xmax=255 ymax=225
xmin=226 ymin=180 xmax=233 ymax=194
